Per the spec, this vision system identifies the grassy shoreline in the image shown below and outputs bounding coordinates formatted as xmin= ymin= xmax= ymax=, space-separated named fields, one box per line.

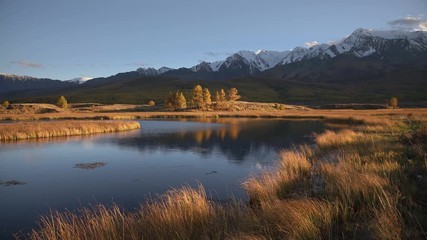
xmin=17 ymin=116 xmax=427 ymax=239
xmin=1 ymin=107 xmax=427 ymax=122
xmin=0 ymin=121 xmax=141 ymax=141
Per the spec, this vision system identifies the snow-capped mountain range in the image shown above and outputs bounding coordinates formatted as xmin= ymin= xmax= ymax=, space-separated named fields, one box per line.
xmin=1 ymin=28 xmax=426 ymax=95
xmin=135 ymin=28 xmax=427 ymax=77
xmin=0 ymin=73 xmax=76 ymax=93
xmin=0 ymin=73 xmax=39 ymax=81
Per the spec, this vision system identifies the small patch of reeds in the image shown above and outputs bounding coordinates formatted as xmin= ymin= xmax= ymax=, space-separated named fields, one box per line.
xmin=0 ymin=121 xmax=140 ymax=141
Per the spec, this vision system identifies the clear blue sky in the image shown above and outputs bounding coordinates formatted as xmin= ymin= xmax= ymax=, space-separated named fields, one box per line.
xmin=0 ymin=0 xmax=426 ymax=80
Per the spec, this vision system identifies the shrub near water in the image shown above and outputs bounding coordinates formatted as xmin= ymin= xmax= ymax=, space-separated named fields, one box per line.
xmin=3 ymin=100 xmax=10 ymax=108
xmin=148 ymin=100 xmax=155 ymax=106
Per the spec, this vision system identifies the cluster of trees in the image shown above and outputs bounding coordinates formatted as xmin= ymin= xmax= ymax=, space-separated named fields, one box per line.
xmin=164 ymin=85 xmax=241 ymax=111
xmin=164 ymin=91 xmax=187 ymax=110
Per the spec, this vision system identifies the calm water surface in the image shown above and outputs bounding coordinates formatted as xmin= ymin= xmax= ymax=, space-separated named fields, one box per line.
xmin=0 ymin=118 xmax=327 ymax=238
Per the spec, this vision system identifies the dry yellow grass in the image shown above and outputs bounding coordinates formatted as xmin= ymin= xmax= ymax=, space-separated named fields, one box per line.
xmin=243 ymin=126 xmax=405 ymax=237
xmin=256 ymin=199 xmax=335 ymax=240
xmin=28 ymin=204 xmax=137 ymax=240
xmin=315 ymin=129 xmax=365 ymax=148
xmin=0 ymin=121 xmax=140 ymax=141
xmin=19 ymin=117 xmax=427 ymax=239
xmin=243 ymin=150 xmax=312 ymax=203
xmin=370 ymin=208 xmax=402 ymax=240
xmin=320 ymin=161 xmax=390 ymax=208
xmin=25 ymin=186 xmax=241 ymax=240
xmin=139 ymin=186 xmax=215 ymax=239
xmin=226 ymin=234 xmax=266 ymax=240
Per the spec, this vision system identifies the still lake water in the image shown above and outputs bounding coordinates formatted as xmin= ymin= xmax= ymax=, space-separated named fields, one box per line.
xmin=0 ymin=118 xmax=327 ymax=238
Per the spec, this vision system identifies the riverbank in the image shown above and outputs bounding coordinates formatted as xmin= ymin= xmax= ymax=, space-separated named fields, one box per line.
xmin=0 ymin=121 xmax=141 ymax=141
xmin=1 ymin=107 xmax=427 ymax=124
xmin=20 ymin=116 xmax=427 ymax=239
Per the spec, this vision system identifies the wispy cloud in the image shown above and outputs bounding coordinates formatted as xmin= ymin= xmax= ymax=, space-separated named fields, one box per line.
xmin=11 ymin=60 xmax=44 ymax=68
xmin=388 ymin=16 xmax=427 ymax=31
xmin=126 ymin=63 xmax=149 ymax=67
xmin=205 ymin=51 xmax=221 ymax=57
xmin=304 ymin=41 xmax=320 ymax=48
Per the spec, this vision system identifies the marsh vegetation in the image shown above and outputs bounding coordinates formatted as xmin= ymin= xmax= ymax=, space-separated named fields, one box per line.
xmin=20 ymin=117 xmax=427 ymax=239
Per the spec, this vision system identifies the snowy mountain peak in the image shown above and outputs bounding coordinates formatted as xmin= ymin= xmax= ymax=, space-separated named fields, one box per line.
xmin=209 ymin=61 xmax=224 ymax=71
xmin=256 ymin=50 xmax=291 ymax=68
xmin=67 ymin=76 xmax=93 ymax=84
xmin=349 ymin=28 xmax=417 ymax=40
xmin=136 ymin=67 xmax=160 ymax=77
xmin=191 ymin=62 xmax=213 ymax=72
xmin=236 ymin=50 xmax=258 ymax=62
xmin=234 ymin=51 xmax=269 ymax=72
xmin=333 ymin=28 xmax=427 ymax=56
xmin=158 ymin=67 xmax=173 ymax=74
xmin=310 ymin=43 xmax=331 ymax=50
xmin=136 ymin=67 xmax=174 ymax=76
xmin=222 ymin=50 xmax=291 ymax=72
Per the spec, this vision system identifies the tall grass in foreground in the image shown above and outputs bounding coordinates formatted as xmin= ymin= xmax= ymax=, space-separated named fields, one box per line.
xmin=0 ymin=121 xmax=141 ymax=141
xmin=21 ymin=119 xmax=427 ymax=239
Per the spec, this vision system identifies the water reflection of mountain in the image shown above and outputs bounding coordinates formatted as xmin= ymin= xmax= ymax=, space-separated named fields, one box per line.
xmin=102 ymin=119 xmax=326 ymax=162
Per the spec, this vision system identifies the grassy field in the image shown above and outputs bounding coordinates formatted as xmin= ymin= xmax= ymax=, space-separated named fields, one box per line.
xmin=1 ymin=103 xmax=427 ymax=124
xmin=12 ymin=110 xmax=427 ymax=239
xmin=0 ymin=121 xmax=140 ymax=141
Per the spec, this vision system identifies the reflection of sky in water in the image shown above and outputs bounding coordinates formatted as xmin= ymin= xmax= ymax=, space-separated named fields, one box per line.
xmin=0 ymin=119 xmax=326 ymax=238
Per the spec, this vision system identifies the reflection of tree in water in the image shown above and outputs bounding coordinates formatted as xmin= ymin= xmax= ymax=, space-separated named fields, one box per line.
xmin=105 ymin=120 xmax=326 ymax=162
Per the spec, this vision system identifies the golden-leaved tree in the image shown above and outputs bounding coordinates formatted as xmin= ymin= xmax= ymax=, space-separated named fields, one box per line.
xmin=57 ymin=96 xmax=68 ymax=109
xmin=191 ymin=85 xmax=204 ymax=109
xmin=214 ymin=89 xmax=227 ymax=110
xmin=202 ymin=88 xmax=212 ymax=110
xmin=227 ymin=88 xmax=241 ymax=101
